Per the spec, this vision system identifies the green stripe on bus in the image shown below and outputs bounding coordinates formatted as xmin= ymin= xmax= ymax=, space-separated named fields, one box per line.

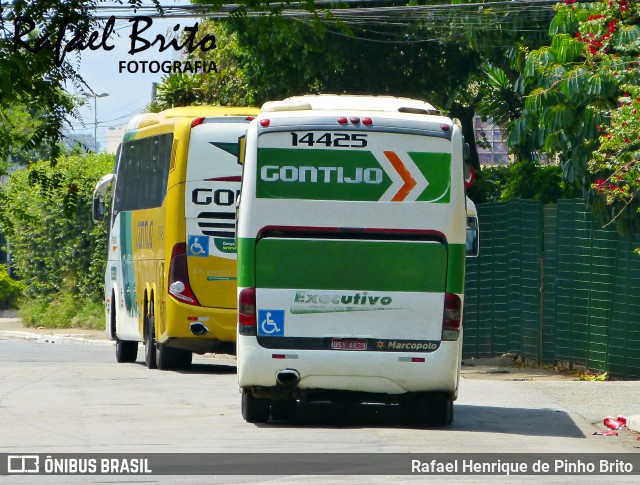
xmin=254 ymin=239 xmax=447 ymax=293
xmin=237 ymin=237 xmax=256 ymax=287
xmin=446 ymin=243 xmax=466 ymax=294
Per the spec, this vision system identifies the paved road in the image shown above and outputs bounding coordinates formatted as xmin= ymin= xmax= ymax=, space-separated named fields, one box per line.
xmin=0 ymin=336 xmax=639 ymax=483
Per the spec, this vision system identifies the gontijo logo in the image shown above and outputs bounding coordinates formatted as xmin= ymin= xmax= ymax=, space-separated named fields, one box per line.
xmin=256 ymin=147 xmax=451 ymax=203
xmin=261 ymin=165 xmax=384 ymax=185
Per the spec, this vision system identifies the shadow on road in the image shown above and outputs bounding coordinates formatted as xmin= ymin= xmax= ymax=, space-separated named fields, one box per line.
xmin=257 ymin=401 xmax=585 ymax=438
xmin=133 ymin=361 xmax=236 ymax=375
xmin=179 ymin=363 xmax=236 ymax=375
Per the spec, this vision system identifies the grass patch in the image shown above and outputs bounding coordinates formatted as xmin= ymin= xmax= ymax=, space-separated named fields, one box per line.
xmin=19 ymin=292 xmax=104 ymax=330
xmin=574 ymin=370 xmax=609 ymax=382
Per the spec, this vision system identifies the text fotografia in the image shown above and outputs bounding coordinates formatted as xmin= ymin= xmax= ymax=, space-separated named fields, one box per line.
xmin=411 ymin=458 xmax=634 ymax=475
xmin=12 ymin=15 xmax=216 ymax=71
xmin=119 ymin=60 xmax=217 ymax=74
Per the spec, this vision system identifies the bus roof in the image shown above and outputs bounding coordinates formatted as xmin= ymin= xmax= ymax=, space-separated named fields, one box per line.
xmin=126 ymin=106 xmax=260 ymax=131
xmin=261 ymin=95 xmax=440 ymax=116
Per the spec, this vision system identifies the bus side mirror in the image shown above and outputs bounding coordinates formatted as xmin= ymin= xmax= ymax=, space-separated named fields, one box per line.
xmin=466 ymin=216 xmax=479 ymax=257
xmin=92 ymin=173 xmax=115 ymax=223
xmin=92 ymin=198 xmax=106 ymax=222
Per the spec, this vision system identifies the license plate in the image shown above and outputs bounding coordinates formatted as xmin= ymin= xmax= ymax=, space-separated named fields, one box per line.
xmin=331 ymin=339 xmax=367 ymax=351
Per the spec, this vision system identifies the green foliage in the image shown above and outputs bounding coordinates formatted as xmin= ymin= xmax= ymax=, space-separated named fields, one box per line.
xmin=517 ymin=0 xmax=640 ymax=234
xmin=575 ymin=370 xmax=609 ymax=381
xmin=154 ymin=16 xmax=482 ymax=109
xmin=0 ymin=153 xmax=113 ymax=302
xmin=0 ymin=264 xmax=23 ymax=309
xmin=500 ymin=159 xmax=581 ymax=204
xmin=19 ymin=282 xmax=105 ymax=330
xmin=469 ymin=161 xmax=581 ymax=205
xmin=467 ymin=165 xmax=510 ymax=203
xmin=0 ymin=103 xmax=45 ymax=173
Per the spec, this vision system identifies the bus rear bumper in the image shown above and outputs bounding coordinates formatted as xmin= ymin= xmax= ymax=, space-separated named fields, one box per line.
xmin=237 ymin=336 xmax=461 ymax=399
xmin=161 ymin=300 xmax=237 ymax=352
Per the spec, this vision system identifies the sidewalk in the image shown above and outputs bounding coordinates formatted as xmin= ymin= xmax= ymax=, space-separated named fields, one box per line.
xmin=0 ymin=309 xmax=111 ymax=346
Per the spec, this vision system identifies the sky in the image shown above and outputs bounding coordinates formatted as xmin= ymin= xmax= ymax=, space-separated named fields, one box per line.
xmin=68 ymin=8 xmax=192 ymax=152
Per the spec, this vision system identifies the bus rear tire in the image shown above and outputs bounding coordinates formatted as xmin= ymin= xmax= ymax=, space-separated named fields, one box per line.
xmin=144 ymin=314 xmax=157 ymax=369
xmin=241 ymin=392 xmax=270 ymax=423
xmin=424 ymin=393 xmax=453 ymax=426
xmin=400 ymin=392 xmax=454 ymax=427
xmin=270 ymin=399 xmax=297 ymax=421
xmin=115 ymin=339 xmax=137 ymax=363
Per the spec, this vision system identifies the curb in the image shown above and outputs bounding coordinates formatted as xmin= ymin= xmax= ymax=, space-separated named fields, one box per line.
xmin=0 ymin=331 xmax=113 ymax=347
xmin=627 ymin=414 xmax=640 ymax=433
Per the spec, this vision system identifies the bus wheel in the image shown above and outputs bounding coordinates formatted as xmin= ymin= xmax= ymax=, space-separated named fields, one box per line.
xmin=241 ymin=392 xmax=270 ymax=423
xmin=270 ymin=399 xmax=297 ymax=421
xmin=115 ymin=339 xmax=137 ymax=363
xmin=424 ymin=393 xmax=454 ymax=426
xmin=144 ymin=312 xmax=157 ymax=369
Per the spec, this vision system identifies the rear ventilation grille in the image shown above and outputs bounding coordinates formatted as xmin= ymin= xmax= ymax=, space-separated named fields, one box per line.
xmin=197 ymin=212 xmax=235 ymax=238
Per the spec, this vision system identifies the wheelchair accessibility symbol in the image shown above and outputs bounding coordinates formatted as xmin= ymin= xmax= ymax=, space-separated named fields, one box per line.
xmin=187 ymin=235 xmax=209 ymax=257
xmin=257 ymin=310 xmax=285 ymax=336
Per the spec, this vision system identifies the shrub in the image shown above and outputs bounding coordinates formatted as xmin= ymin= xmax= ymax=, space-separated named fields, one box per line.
xmin=0 ymin=153 xmax=113 ymax=327
xmin=0 ymin=153 xmax=113 ymax=300
xmin=0 ymin=264 xmax=23 ymax=309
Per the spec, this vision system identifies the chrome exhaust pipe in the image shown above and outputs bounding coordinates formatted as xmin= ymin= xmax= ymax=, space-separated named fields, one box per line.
xmin=189 ymin=322 xmax=209 ymax=335
xmin=276 ymin=369 xmax=300 ymax=387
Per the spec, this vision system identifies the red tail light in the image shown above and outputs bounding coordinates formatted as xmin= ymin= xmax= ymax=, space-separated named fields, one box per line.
xmin=192 ymin=117 xmax=205 ymax=128
xmin=168 ymin=243 xmax=200 ymax=306
xmin=239 ymin=288 xmax=257 ymax=336
xmin=442 ymin=293 xmax=461 ymax=341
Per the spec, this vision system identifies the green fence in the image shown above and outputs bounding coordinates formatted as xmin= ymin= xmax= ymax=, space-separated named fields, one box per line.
xmin=463 ymin=199 xmax=640 ymax=379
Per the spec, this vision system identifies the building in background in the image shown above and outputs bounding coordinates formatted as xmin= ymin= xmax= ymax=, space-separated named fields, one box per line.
xmin=474 ymin=117 xmax=509 ymax=166
xmin=60 ymin=131 xmax=96 ymax=152
xmin=105 ymin=125 xmax=127 ymax=154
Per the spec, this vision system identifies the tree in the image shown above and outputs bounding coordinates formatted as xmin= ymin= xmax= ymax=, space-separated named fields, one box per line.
xmin=153 ymin=13 xmax=485 ymax=167
xmin=517 ymin=0 xmax=640 ymax=234
xmin=155 ymin=1 xmax=563 ymax=181
xmin=1 ymin=1 xmax=104 ymax=162
xmin=0 ymin=0 xmax=293 ymax=162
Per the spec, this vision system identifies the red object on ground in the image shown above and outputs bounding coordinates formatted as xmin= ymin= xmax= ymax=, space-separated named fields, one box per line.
xmin=603 ymin=416 xmax=627 ymax=430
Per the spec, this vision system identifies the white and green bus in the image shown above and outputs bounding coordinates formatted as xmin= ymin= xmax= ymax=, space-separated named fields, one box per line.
xmin=236 ymin=95 xmax=478 ymax=425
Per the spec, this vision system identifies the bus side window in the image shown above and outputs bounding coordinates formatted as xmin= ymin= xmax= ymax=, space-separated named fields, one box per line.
xmin=466 ymin=216 xmax=479 ymax=257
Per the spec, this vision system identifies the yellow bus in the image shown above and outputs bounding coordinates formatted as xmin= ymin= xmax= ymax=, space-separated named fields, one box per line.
xmin=92 ymin=106 xmax=259 ymax=370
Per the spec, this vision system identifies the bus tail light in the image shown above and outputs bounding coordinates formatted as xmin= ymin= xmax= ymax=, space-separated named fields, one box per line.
xmin=239 ymin=288 xmax=257 ymax=336
xmin=192 ymin=117 xmax=205 ymax=128
xmin=442 ymin=293 xmax=461 ymax=341
xmin=168 ymin=243 xmax=200 ymax=306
